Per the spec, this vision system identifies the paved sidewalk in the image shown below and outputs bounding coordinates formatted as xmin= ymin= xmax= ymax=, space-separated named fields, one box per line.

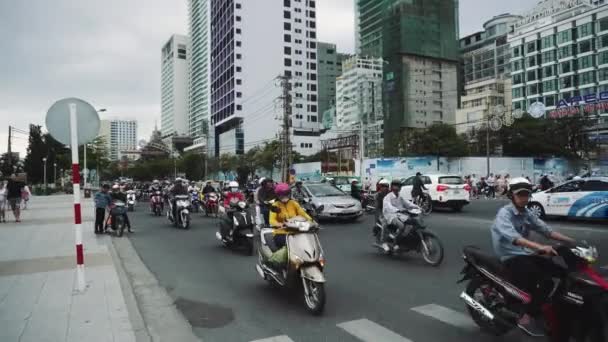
xmin=0 ymin=194 xmax=138 ymax=342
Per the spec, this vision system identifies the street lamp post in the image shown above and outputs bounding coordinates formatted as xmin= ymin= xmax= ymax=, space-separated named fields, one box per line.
xmin=53 ymin=163 xmax=57 ymax=186
xmin=83 ymin=143 xmax=87 ymax=188
xmin=42 ymin=157 xmax=47 ymax=191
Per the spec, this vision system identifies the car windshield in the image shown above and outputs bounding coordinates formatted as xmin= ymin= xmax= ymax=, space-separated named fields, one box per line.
xmin=306 ymin=184 xmax=346 ymax=197
xmin=438 ymin=176 xmax=464 ymax=185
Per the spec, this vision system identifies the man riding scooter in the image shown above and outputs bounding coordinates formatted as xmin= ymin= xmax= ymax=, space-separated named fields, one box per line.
xmin=169 ymin=178 xmax=188 ymax=219
xmin=491 ymin=177 xmax=575 ymax=336
xmin=375 ymin=179 xmax=390 ymax=224
xmin=109 ymin=184 xmax=132 ymax=233
xmin=219 ymin=181 xmax=245 ymax=238
xmin=381 ymin=179 xmax=420 ymax=253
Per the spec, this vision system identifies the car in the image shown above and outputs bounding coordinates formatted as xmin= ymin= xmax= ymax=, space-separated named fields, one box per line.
xmin=399 ymin=174 xmax=470 ymax=212
xmin=299 ymin=182 xmax=363 ymax=221
xmin=528 ymin=177 xmax=608 ymax=219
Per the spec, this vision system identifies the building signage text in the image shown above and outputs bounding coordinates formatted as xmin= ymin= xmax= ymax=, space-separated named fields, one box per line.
xmin=548 ymin=91 xmax=608 ymax=118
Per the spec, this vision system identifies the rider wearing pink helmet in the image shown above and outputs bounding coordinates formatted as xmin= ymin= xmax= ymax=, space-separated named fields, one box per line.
xmin=269 ymin=183 xmax=313 ymax=248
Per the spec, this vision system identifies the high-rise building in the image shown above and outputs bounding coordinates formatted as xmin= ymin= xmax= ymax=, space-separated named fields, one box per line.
xmin=455 ymin=14 xmax=521 ymax=134
xmin=508 ymin=0 xmax=607 ymax=146
xmin=336 ymin=56 xmax=385 ymax=157
xmin=208 ymin=0 xmax=320 ymax=156
xmin=355 ymin=0 xmax=387 ymax=57
xmin=161 ymin=34 xmax=190 ymax=143
xmin=317 ymin=42 xmax=350 ymax=124
xmin=380 ymin=0 xmax=460 ymax=156
xmin=99 ymin=120 xmax=138 ymax=161
xmin=188 ymin=0 xmax=211 ymax=142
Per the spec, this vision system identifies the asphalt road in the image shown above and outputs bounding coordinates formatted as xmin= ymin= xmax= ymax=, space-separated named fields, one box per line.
xmin=125 ymin=199 xmax=608 ymax=342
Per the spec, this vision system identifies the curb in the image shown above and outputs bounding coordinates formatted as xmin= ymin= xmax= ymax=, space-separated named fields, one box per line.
xmin=109 ymin=235 xmax=201 ymax=342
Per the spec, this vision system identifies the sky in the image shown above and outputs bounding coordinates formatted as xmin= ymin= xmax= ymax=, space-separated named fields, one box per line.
xmin=0 ymin=0 xmax=535 ymax=157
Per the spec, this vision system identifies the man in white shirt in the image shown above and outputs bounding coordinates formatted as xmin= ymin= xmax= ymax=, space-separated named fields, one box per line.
xmin=486 ymin=173 xmax=496 ymax=198
xmin=381 ymin=179 xmax=420 ymax=252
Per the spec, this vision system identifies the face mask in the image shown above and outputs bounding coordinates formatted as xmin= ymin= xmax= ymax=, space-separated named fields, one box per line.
xmin=280 ymin=197 xmax=289 ymax=203
xmin=231 ymin=187 xmax=238 ymax=192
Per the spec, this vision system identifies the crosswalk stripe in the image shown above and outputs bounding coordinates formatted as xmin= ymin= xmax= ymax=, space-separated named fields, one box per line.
xmin=249 ymin=335 xmax=295 ymax=342
xmin=337 ymin=318 xmax=413 ymax=342
xmin=411 ymin=304 xmax=477 ymax=331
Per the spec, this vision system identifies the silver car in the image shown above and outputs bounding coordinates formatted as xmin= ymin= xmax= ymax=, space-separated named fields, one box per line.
xmin=300 ymin=183 xmax=363 ymax=221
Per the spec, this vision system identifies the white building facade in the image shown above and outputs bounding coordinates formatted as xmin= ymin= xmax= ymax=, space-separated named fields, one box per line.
xmin=336 ymin=56 xmax=384 ymax=157
xmin=161 ymin=34 xmax=190 ymax=142
xmin=208 ymin=0 xmax=320 ymax=156
xmin=188 ymin=0 xmax=211 ymax=142
xmin=99 ymin=120 xmax=138 ymax=161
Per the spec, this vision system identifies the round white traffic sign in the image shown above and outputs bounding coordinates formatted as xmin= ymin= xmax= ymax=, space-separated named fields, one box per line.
xmin=46 ymin=98 xmax=100 ymax=145
xmin=489 ymin=116 xmax=503 ymax=131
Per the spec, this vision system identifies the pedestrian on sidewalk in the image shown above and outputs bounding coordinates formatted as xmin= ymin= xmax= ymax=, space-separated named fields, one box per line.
xmin=94 ymin=184 xmax=112 ymax=234
xmin=6 ymin=174 xmax=24 ymax=222
xmin=0 ymin=180 xmax=7 ymax=222
xmin=21 ymin=183 xmax=31 ymax=210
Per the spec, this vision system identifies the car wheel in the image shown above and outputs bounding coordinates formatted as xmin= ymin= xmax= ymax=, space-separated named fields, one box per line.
xmin=528 ymin=202 xmax=545 ymax=219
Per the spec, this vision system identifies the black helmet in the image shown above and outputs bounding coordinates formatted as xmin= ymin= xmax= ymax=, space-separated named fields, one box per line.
xmin=391 ymin=179 xmax=402 ymax=187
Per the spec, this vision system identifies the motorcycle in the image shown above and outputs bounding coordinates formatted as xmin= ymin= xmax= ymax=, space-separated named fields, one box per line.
xmin=191 ymin=190 xmax=201 ymax=213
xmin=458 ymin=244 xmax=608 ymax=341
xmin=256 ymin=216 xmax=326 ymax=315
xmin=150 ymin=190 xmax=164 ymax=216
xmin=299 ymin=198 xmax=324 ymax=221
xmin=216 ymin=200 xmax=255 ymax=255
xmin=372 ymin=208 xmax=444 ymax=266
xmin=360 ymin=191 xmax=375 ymax=214
xmin=167 ymin=194 xmax=191 ymax=229
xmin=126 ymin=190 xmax=136 ymax=212
xmin=203 ymin=192 xmax=219 ymax=217
xmin=108 ymin=200 xmax=127 ymax=237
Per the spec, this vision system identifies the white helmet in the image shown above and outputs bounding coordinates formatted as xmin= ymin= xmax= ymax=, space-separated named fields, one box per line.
xmin=573 ymin=176 xmax=582 ymax=180
xmin=229 ymin=181 xmax=239 ymax=192
xmin=153 ymin=179 xmax=159 ymax=184
xmin=258 ymin=177 xmax=266 ymax=185
xmin=508 ymin=177 xmax=533 ymax=195
xmin=378 ymin=178 xmax=390 ymax=186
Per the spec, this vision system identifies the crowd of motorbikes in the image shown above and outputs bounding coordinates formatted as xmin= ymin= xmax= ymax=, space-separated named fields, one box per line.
xmin=115 ymin=178 xmax=607 ymax=341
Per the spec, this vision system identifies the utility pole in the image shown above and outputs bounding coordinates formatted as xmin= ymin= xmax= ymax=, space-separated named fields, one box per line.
xmin=279 ymin=74 xmax=292 ymax=182
xmin=7 ymin=126 xmax=12 ymax=173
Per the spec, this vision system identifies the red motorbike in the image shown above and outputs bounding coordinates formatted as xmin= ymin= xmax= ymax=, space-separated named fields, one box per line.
xmin=203 ymin=192 xmax=219 ymax=217
xmin=150 ymin=191 xmax=164 ymax=216
xmin=458 ymin=243 xmax=608 ymax=341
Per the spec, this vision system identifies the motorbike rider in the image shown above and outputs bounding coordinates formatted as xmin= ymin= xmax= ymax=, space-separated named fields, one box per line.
xmin=110 ymin=184 xmax=132 ymax=233
xmin=268 ymin=183 xmax=313 ymax=263
xmin=411 ymin=172 xmax=427 ymax=202
xmin=202 ymin=181 xmax=215 ymax=195
xmin=381 ymin=179 xmax=420 ymax=253
xmin=292 ymin=181 xmax=306 ymax=203
xmin=375 ymin=179 xmax=390 ymax=223
xmin=169 ymin=178 xmax=188 ymax=219
xmin=223 ymin=181 xmax=245 ymax=208
xmin=149 ymin=180 xmax=164 ymax=211
xmin=257 ymin=178 xmax=276 ymax=225
xmin=350 ymin=180 xmax=361 ymax=201
xmin=491 ymin=177 xmax=575 ymax=336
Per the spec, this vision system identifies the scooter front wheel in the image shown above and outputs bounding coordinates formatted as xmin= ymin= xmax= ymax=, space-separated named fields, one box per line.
xmin=302 ymin=278 xmax=325 ymax=315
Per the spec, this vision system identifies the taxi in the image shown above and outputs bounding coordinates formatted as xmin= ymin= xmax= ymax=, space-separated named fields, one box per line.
xmin=528 ymin=177 xmax=608 ymax=219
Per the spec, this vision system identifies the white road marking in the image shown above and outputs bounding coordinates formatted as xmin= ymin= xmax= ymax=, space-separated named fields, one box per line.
xmin=337 ymin=318 xmax=413 ymax=342
xmin=411 ymin=304 xmax=477 ymax=331
xmin=249 ymin=335 xmax=295 ymax=342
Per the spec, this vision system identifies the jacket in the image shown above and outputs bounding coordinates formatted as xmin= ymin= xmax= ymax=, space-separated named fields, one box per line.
xmin=382 ymin=192 xmax=419 ymax=223
xmin=94 ymin=191 xmax=112 ymax=209
xmin=223 ymin=191 xmax=245 ymax=208
xmin=269 ymin=200 xmax=312 ymax=234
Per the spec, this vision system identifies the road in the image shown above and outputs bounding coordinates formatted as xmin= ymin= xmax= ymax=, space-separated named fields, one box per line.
xmin=124 ymin=199 xmax=608 ymax=342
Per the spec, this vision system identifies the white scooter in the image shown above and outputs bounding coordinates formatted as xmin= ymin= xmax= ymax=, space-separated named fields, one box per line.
xmin=126 ymin=190 xmax=136 ymax=212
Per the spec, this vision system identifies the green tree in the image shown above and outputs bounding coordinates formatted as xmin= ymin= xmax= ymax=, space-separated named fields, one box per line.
xmin=24 ymin=125 xmax=47 ymax=184
xmin=257 ymin=141 xmax=281 ymax=178
xmin=179 ymin=152 xmax=205 ymax=180
xmin=0 ymin=153 xmax=21 ymax=177
xmin=408 ymin=123 xmax=470 ymax=158
xmin=219 ymin=153 xmax=238 ymax=179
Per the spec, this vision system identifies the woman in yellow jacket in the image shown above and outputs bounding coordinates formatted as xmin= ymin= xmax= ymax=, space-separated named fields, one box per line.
xmin=269 ymin=183 xmax=313 ymax=249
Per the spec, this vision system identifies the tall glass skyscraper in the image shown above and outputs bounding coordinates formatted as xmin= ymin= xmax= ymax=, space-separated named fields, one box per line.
xmin=188 ymin=0 xmax=211 ymax=142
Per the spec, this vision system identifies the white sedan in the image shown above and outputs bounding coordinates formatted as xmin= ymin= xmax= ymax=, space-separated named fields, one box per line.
xmin=400 ymin=174 xmax=471 ymax=212
xmin=528 ymin=177 xmax=608 ymax=219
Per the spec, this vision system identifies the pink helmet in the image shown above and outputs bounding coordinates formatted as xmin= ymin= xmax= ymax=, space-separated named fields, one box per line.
xmin=274 ymin=183 xmax=291 ymax=197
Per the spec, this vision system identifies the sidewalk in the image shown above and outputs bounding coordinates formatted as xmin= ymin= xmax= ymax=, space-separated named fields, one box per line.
xmin=0 ymin=194 xmax=138 ymax=342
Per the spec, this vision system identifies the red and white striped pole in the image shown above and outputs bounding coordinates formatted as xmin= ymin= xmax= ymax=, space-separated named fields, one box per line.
xmin=69 ymin=103 xmax=86 ymax=292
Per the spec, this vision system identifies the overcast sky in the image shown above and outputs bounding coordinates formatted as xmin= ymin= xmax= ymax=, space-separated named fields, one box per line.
xmin=1 ymin=0 xmax=535 ymax=156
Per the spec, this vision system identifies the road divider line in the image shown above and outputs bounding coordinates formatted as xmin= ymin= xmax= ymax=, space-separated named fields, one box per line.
xmin=249 ymin=335 xmax=295 ymax=342
xmin=337 ymin=318 xmax=413 ymax=342
xmin=411 ymin=304 xmax=477 ymax=331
